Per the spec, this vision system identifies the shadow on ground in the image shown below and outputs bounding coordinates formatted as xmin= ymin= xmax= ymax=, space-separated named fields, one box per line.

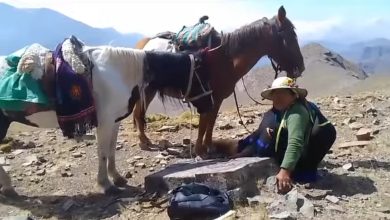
xmin=0 ymin=185 xmax=143 ymax=219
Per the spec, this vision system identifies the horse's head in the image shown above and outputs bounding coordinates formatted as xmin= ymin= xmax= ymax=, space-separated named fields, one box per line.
xmin=182 ymin=50 xmax=214 ymax=114
xmin=268 ymin=6 xmax=305 ymax=78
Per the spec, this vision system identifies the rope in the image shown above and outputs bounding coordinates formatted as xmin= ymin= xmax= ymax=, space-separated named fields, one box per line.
xmin=233 ymin=89 xmax=254 ymax=133
xmin=241 ymin=77 xmax=269 ymax=105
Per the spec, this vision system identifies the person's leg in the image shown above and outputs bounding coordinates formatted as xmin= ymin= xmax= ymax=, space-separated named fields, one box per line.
xmin=293 ymin=123 xmax=336 ymax=182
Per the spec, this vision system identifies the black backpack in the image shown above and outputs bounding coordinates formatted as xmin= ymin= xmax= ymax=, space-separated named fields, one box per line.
xmin=167 ymin=182 xmax=233 ymax=220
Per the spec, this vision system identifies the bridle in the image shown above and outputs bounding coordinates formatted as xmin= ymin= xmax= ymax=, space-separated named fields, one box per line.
xmin=182 ymin=54 xmax=214 ymax=104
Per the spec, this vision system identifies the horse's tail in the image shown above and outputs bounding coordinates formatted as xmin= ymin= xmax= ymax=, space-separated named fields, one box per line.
xmin=211 ymin=139 xmax=238 ymax=156
xmin=135 ymin=38 xmax=151 ymax=49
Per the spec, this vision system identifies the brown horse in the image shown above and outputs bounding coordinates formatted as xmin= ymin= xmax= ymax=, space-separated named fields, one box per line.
xmin=134 ymin=6 xmax=305 ymax=157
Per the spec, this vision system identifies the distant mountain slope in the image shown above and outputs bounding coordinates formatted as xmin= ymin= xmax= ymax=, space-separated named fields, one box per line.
xmin=341 ymin=38 xmax=390 ymax=74
xmin=239 ymin=43 xmax=369 ymax=99
xmin=0 ymin=3 xmax=143 ymax=55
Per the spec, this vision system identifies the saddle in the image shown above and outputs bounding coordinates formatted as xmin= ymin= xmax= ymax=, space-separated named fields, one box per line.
xmin=155 ymin=16 xmax=217 ymax=52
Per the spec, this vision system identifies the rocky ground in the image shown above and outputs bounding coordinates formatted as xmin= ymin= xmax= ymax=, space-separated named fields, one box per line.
xmin=1 ymin=87 xmax=390 ymax=220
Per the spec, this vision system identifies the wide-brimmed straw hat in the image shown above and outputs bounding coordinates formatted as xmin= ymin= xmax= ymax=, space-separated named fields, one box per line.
xmin=261 ymin=76 xmax=307 ymax=100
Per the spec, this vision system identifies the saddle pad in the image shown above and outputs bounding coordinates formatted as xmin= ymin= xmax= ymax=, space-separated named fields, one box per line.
xmin=174 ymin=22 xmax=214 ymax=50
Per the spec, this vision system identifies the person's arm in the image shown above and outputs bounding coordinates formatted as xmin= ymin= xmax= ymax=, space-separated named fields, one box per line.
xmin=280 ymin=104 xmax=310 ymax=171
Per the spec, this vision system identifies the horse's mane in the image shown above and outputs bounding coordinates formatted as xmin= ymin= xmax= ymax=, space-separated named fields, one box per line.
xmin=222 ymin=16 xmax=296 ymax=56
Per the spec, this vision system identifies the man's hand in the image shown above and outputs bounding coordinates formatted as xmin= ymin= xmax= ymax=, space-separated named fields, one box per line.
xmin=276 ymin=168 xmax=293 ymax=193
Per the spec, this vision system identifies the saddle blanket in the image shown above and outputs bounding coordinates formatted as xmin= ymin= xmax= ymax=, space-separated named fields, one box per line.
xmin=0 ymin=44 xmax=51 ymax=111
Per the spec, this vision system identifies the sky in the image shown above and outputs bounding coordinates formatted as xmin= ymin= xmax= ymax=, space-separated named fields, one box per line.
xmin=1 ymin=0 xmax=390 ymax=43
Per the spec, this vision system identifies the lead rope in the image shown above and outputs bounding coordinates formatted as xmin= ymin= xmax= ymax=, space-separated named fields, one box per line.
xmin=233 ymin=89 xmax=254 ymax=133
xmin=185 ymin=102 xmax=194 ymax=161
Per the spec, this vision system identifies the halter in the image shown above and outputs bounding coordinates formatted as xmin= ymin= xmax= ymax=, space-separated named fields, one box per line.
xmin=268 ymin=55 xmax=282 ymax=79
xmin=182 ymin=54 xmax=213 ymax=104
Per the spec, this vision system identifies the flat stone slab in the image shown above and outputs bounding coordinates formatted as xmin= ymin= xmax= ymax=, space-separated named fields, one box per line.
xmin=145 ymin=157 xmax=276 ymax=195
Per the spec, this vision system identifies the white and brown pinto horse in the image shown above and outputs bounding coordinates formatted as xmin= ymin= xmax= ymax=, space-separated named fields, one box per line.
xmin=0 ymin=41 xmax=214 ymax=196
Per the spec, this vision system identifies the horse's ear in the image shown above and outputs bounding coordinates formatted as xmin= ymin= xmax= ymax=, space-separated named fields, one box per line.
xmin=278 ymin=5 xmax=286 ymax=23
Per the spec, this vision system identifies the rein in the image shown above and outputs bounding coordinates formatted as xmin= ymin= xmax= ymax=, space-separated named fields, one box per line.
xmin=234 ymin=56 xmax=280 ymax=133
xmin=182 ymin=54 xmax=213 ymax=104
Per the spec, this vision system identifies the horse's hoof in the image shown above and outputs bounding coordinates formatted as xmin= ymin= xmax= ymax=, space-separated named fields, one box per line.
xmin=113 ymin=177 xmax=128 ymax=187
xmin=1 ymin=188 xmax=19 ymax=198
xmin=139 ymin=143 xmax=152 ymax=151
xmin=104 ymin=186 xmax=123 ymax=195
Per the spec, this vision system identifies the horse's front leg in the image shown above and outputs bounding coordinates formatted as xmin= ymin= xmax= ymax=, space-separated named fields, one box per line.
xmin=107 ymin=123 xmax=127 ymax=187
xmin=195 ymin=111 xmax=209 ymax=157
xmin=204 ymin=98 xmax=223 ymax=152
xmin=97 ymin=122 xmax=121 ymax=195
xmin=0 ymin=165 xmax=18 ymax=197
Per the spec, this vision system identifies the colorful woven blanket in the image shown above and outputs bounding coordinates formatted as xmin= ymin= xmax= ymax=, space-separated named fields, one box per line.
xmin=53 ymin=40 xmax=97 ymax=138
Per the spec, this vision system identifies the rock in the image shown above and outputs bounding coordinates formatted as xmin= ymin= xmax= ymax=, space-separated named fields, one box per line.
xmin=116 ymin=144 xmax=123 ymax=150
xmin=182 ymin=138 xmax=191 ymax=145
xmin=356 ymin=128 xmax=371 ymax=141
xmin=366 ymin=107 xmax=377 ymax=114
xmin=2 ymin=215 xmax=33 ymax=220
xmin=266 ymin=176 xmax=277 ymax=192
xmin=0 ymin=156 xmax=7 ymax=165
xmin=12 ymin=149 xmax=25 ymax=156
xmin=328 ymin=204 xmax=345 ymax=213
xmin=268 ymin=189 xmax=314 ymax=218
xmin=305 ymin=190 xmax=329 ymax=199
xmin=166 ymin=147 xmax=183 ymax=156
xmin=247 ymin=195 xmax=274 ymax=206
xmin=135 ymin=163 xmax=146 ymax=168
xmin=159 ymin=160 xmax=168 ymax=166
xmin=36 ymin=169 xmax=46 ymax=176
xmin=299 ymin=197 xmax=315 ymax=218
xmin=333 ymin=97 xmax=340 ymax=104
xmin=342 ymin=163 xmax=354 ymax=171
xmin=373 ymin=119 xmax=380 ymax=125
xmin=133 ymin=156 xmax=143 ymax=160
xmin=30 ymin=177 xmax=42 ymax=184
xmin=339 ymin=141 xmax=372 ymax=149
xmin=145 ymin=157 xmax=275 ymax=195
xmin=0 ymin=143 xmax=12 ymax=153
xmin=3 ymin=165 xmax=11 ymax=172
xmin=269 ymin=211 xmax=292 ymax=219
xmin=226 ymin=188 xmax=245 ymax=203
xmin=25 ymin=141 xmax=36 ymax=149
xmin=325 ymin=195 xmax=340 ymax=204
xmin=124 ymin=171 xmax=132 ymax=179
xmin=157 ymin=125 xmax=178 ymax=132
xmin=61 ymin=171 xmax=73 ymax=177
xmin=155 ymin=154 xmax=166 ymax=159
xmin=342 ymin=117 xmax=355 ymax=125
xmin=22 ymin=155 xmax=38 ymax=167
xmin=219 ymin=122 xmax=234 ymax=130
xmin=72 ymin=152 xmax=82 ymax=158
xmin=355 ymin=113 xmax=364 ymax=119
xmin=149 ymin=168 xmax=155 ymax=172
xmin=158 ymin=139 xmax=173 ymax=149
xmin=349 ymin=122 xmax=364 ymax=130
xmin=244 ymin=119 xmax=254 ymax=125
xmin=214 ymin=210 xmax=236 ymax=220
xmin=37 ymin=156 xmax=47 ymax=163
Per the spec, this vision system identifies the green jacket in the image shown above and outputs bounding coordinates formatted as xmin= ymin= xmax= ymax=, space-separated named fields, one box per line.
xmin=276 ymin=102 xmax=312 ymax=170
